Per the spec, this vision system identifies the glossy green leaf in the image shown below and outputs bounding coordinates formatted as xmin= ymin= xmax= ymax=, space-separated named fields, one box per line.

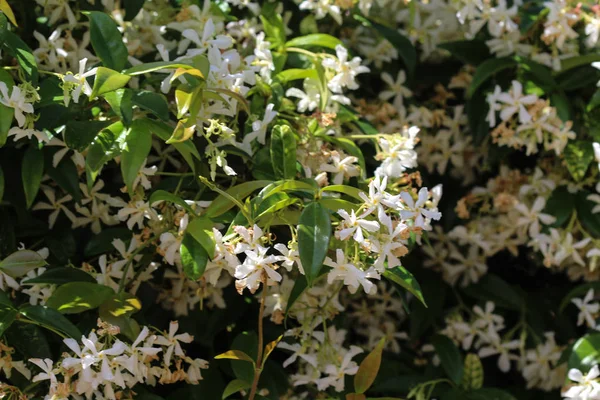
xmin=91 ymin=67 xmax=131 ymax=98
xmin=432 ymin=334 xmax=464 ymax=385
xmin=124 ymin=61 xmax=198 ymax=76
xmin=104 ymin=88 xmax=134 ymax=126
xmin=205 ymin=180 xmax=272 ymax=218
xmin=46 ymin=282 xmax=115 ymax=314
xmin=124 ymin=0 xmax=145 ymax=20
xmin=576 ymin=190 xmax=600 ymax=238
xmin=222 ymin=379 xmax=251 ymax=399
xmin=559 ymin=54 xmax=600 ymax=74
xmin=285 ymin=33 xmax=342 ymax=49
xmin=462 ymin=274 xmax=523 ymax=311
xmin=186 ymin=217 xmax=216 ymax=258
xmin=121 ymin=120 xmax=153 ymax=194
xmin=568 ymin=333 xmax=600 ymax=373
xmin=4 ymin=31 xmax=38 ymax=84
xmin=270 ymin=125 xmax=297 ymax=180
xmin=86 ymin=121 xmax=126 ymax=176
xmin=215 ymin=350 xmax=255 ymax=364
xmin=19 ymin=305 xmax=82 ymax=339
xmin=0 ymin=250 xmax=47 ymax=278
xmin=22 ymin=145 xmax=44 ymax=209
xmin=543 ymin=186 xmax=575 ymax=228
xmin=353 ymin=15 xmax=416 ymax=79
xmin=0 ymin=69 xmax=14 ymax=146
xmin=437 ymin=39 xmax=491 ymax=65
xmin=132 ymin=90 xmax=170 ymax=120
xmin=0 ymin=304 xmax=16 ymax=337
xmin=461 ymin=354 xmax=484 ymax=390
xmin=64 ymin=120 xmax=113 ymax=152
xmin=180 ymin=233 xmax=209 ymax=281
xmin=468 ymin=57 xmax=517 ymax=97
xmin=564 ymin=140 xmax=594 ymax=182
xmin=149 ymin=190 xmax=196 ymax=215
xmin=99 ymin=292 xmax=141 ymax=318
xmin=22 ymin=267 xmax=95 ymax=285
xmin=274 ymin=68 xmax=319 ymax=83
xmin=354 ymin=338 xmax=385 ymax=394
xmin=382 ymin=266 xmax=427 ymax=307
xmin=84 ymin=11 xmax=129 ymax=71
xmin=298 ymin=202 xmax=331 ymax=286
xmin=319 ymin=198 xmax=359 ymax=213
xmin=320 ymin=185 xmax=364 ymax=201
xmin=139 ymin=119 xmax=201 ymax=172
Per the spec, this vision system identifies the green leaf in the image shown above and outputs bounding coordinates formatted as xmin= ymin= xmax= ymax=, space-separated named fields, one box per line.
xmin=4 ymin=31 xmax=38 ymax=84
xmin=123 ymin=61 xmax=199 ymax=76
xmin=270 ymin=125 xmax=297 ymax=180
xmin=382 ymin=266 xmax=426 ymax=307
xmin=259 ymin=179 xmax=317 ymax=200
xmin=559 ymin=54 xmax=600 ymax=74
xmin=22 ymin=145 xmax=44 ymax=209
xmin=285 ymin=33 xmax=343 ymax=50
xmin=354 ymin=338 xmax=385 ymax=394
xmin=22 ymin=267 xmax=95 ymax=285
xmin=274 ymin=68 xmax=319 ymax=84
xmin=86 ymin=121 xmax=126 ymax=177
xmin=432 ymin=334 xmax=464 ymax=385
xmin=564 ymin=140 xmax=594 ymax=182
xmin=319 ymin=198 xmax=359 ymax=213
xmin=222 ymin=379 xmax=251 ymax=400
xmin=84 ymin=227 xmax=131 ymax=257
xmin=461 ymin=354 xmax=484 ymax=391
xmin=0 ymin=304 xmax=17 ymax=337
xmin=149 ymin=190 xmax=196 ymax=215
xmin=320 ymin=185 xmax=364 ymax=201
xmin=104 ymin=88 xmax=134 ymax=126
xmin=205 ymin=180 xmax=272 ymax=218
xmin=186 ymin=217 xmax=216 ymax=258
xmin=46 ymin=152 xmax=82 ymax=202
xmin=353 ymin=15 xmax=416 ymax=79
xmin=568 ymin=333 xmax=600 ymax=373
xmin=91 ymin=67 xmax=131 ymax=98
xmin=215 ymin=350 xmax=255 ymax=364
xmin=543 ymin=186 xmax=575 ymax=228
xmin=46 ymin=282 xmax=115 ymax=314
xmin=99 ymin=292 xmax=141 ymax=318
xmin=132 ymin=90 xmax=170 ymax=121
xmin=84 ymin=11 xmax=129 ymax=71
xmin=438 ymin=40 xmax=490 ymax=65
xmin=465 ymin=388 xmax=516 ymax=400
xmin=121 ymin=120 xmax=152 ymax=194
xmin=0 ymin=250 xmax=47 ymax=278
xmin=462 ymin=274 xmax=523 ymax=311
xmin=576 ymin=190 xmax=600 ymax=238
xmin=298 ymin=202 xmax=331 ymax=286
xmin=124 ymin=0 xmax=145 ymax=20
xmin=180 ymin=233 xmax=209 ymax=281
xmin=64 ymin=120 xmax=113 ymax=152
xmin=0 ymin=165 xmax=4 ymax=203
xmin=0 ymin=69 xmax=14 ymax=146
xmin=19 ymin=305 xmax=82 ymax=339
xmin=141 ymin=119 xmax=201 ymax=172
xmin=0 ymin=0 xmax=17 ymax=27
xmin=468 ymin=57 xmax=517 ymax=98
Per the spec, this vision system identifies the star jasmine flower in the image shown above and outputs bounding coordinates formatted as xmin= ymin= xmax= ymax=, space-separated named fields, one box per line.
xmin=563 ymin=365 xmax=600 ymax=399
xmin=243 ymin=103 xmax=277 ymax=147
xmin=379 ymin=70 xmax=412 ymax=110
xmin=319 ymin=152 xmax=360 ymax=185
xmin=322 ymin=45 xmax=370 ymax=93
xmin=0 ymin=83 xmax=35 ymax=127
xmin=399 ymin=187 xmax=442 ymax=229
xmin=336 ymin=209 xmax=380 ymax=243
xmin=154 ymin=321 xmax=194 ymax=367
xmin=62 ymin=58 xmax=97 ymax=106
xmin=572 ymin=289 xmax=600 ymax=328
xmin=497 ymin=80 xmax=538 ymax=124
xmin=324 ymin=249 xmax=380 ymax=294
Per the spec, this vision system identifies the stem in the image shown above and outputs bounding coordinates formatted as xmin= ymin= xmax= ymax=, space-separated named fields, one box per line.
xmin=198 ymin=176 xmax=254 ymax=224
xmin=248 ymin=281 xmax=268 ymax=400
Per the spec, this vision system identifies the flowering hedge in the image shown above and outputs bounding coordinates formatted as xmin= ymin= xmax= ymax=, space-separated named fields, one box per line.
xmin=2 ymin=0 xmax=600 ymax=399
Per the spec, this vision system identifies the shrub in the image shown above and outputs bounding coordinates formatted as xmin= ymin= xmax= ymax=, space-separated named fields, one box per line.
xmin=1 ymin=0 xmax=600 ymax=399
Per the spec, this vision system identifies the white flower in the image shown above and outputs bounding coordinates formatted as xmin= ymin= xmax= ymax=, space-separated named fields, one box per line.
xmin=286 ymin=78 xmax=320 ymax=113
xmin=62 ymin=58 xmax=97 ymax=106
xmin=336 ymin=209 xmax=380 ymax=243
xmin=563 ymin=365 xmax=600 ymax=400
xmin=32 ymin=188 xmax=77 ymax=229
xmin=320 ymin=152 xmax=360 ymax=185
xmin=0 ymin=83 xmax=35 ymax=127
xmin=154 ymin=321 xmax=194 ymax=367
xmin=234 ymin=246 xmax=283 ymax=293
xmin=572 ymin=289 xmax=600 ymax=328
xmin=324 ymin=249 xmax=380 ymax=294
xmin=514 ymin=197 xmax=556 ymax=237
xmin=132 ymin=160 xmax=157 ymax=191
xmin=322 ymin=45 xmax=370 ymax=93
xmin=159 ymin=214 xmax=189 ymax=265
xmin=379 ymin=71 xmax=412 ymax=110
xmin=316 ymin=346 xmax=363 ymax=392
xmin=399 ymin=187 xmax=442 ymax=229
xmin=497 ymin=81 xmax=538 ymax=124
xmin=30 ymin=358 xmax=57 ymax=388
xmin=243 ymin=103 xmax=277 ymax=147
